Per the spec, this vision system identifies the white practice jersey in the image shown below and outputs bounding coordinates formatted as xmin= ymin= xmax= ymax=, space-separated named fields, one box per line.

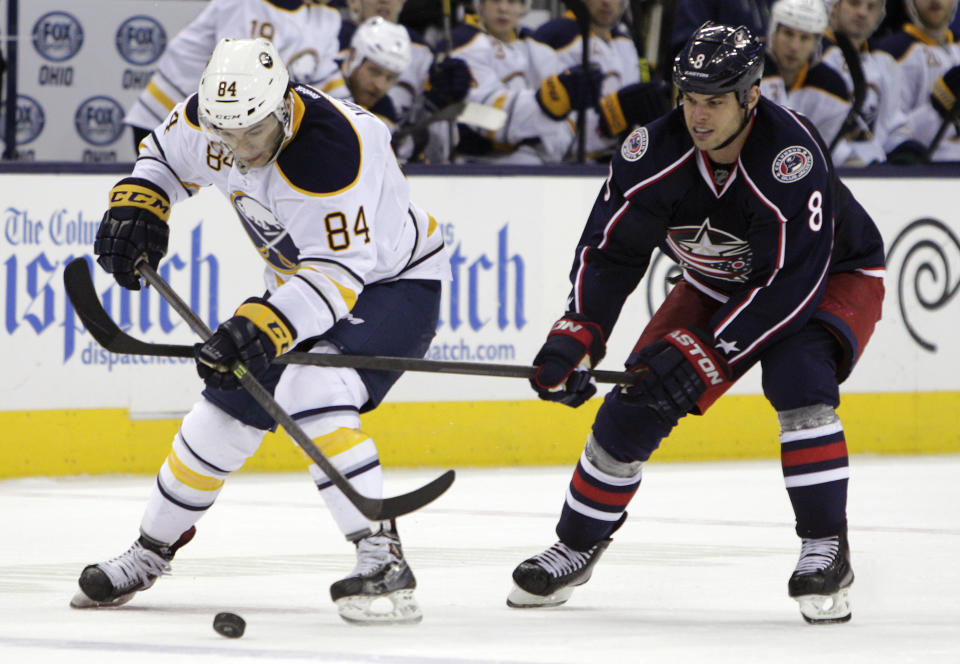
xmin=131 ymin=84 xmax=449 ymax=342
xmin=875 ymin=24 xmax=960 ymax=162
xmin=760 ymin=55 xmax=851 ymax=149
xmin=449 ymin=19 xmax=571 ymax=164
xmin=126 ymin=0 xmax=347 ymax=133
xmin=532 ymin=15 xmax=642 ymax=160
xmin=821 ymin=35 xmax=917 ymax=165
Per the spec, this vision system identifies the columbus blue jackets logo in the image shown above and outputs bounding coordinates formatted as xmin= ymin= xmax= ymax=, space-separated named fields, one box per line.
xmin=621 ymin=127 xmax=648 ymax=162
xmin=0 ymin=95 xmax=45 ymax=145
xmin=665 ymin=219 xmax=752 ymax=282
xmin=772 ymin=146 xmax=814 ymax=183
xmin=115 ymin=16 xmax=167 ymax=66
xmin=74 ymin=96 xmax=126 ymax=146
xmin=232 ymin=193 xmax=300 ymax=272
xmin=32 ymin=11 xmax=84 ymax=62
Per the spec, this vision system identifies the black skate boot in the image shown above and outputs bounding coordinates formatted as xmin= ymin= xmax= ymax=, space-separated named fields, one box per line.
xmin=330 ymin=520 xmax=421 ymax=624
xmin=70 ymin=527 xmax=196 ymax=609
xmin=507 ymin=538 xmax=612 ymax=608
xmin=788 ymin=531 xmax=854 ymax=624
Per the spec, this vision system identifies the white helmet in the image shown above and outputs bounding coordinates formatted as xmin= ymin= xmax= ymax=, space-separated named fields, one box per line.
xmin=344 ymin=17 xmax=411 ymax=78
xmin=770 ymin=0 xmax=829 ymax=37
xmin=904 ymin=0 xmax=959 ymax=30
xmin=198 ymin=38 xmax=291 ymax=132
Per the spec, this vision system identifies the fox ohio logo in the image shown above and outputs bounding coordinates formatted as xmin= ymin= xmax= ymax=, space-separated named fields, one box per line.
xmin=74 ymin=96 xmax=126 ymax=146
xmin=772 ymin=146 xmax=814 ymax=183
xmin=115 ymin=15 xmax=167 ymax=66
xmin=0 ymin=95 xmax=45 ymax=145
xmin=32 ymin=11 xmax=84 ymax=62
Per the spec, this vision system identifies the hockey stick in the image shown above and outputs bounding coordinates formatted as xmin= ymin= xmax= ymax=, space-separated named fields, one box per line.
xmin=925 ymin=112 xmax=960 ymax=161
xmin=561 ymin=0 xmax=590 ymax=163
xmin=63 ymin=258 xmax=637 ymax=384
xmin=655 ymin=0 xmax=676 ymax=79
xmin=829 ymin=30 xmax=868 ymax=152
xmin=63 ymin=258 xmax=455 ymax=521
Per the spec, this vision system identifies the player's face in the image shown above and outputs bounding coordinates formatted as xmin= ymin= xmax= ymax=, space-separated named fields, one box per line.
xmin=479 ymin=0 xmax=526 ymax=41
xmin=680 ymin=87 xmax=758 ymax=157
xmin=360 ymin=0 xmax=404 ymax=21
xmin=348 ymin=58 xmax=400 ymax=108
xmin=771 ymin=24 xmax=820 ymax=73
xmin=585 ymin=0 xmax=623 ymax=31
xmin=212 ymin=115 xmax=284 ymax=168
xmin=912 ymin=0 xmax=957 ymax=30
xmin=834 ymin=0 xmax=884 ymax=41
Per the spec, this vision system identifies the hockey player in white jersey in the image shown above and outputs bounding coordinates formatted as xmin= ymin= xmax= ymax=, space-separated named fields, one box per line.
xmin=822 ymin=0 xmax=927 ymax=165
xmin=875 ymin=0 xmax=960 ymax=161
xmin=125 ymin=0 xmax=348 ymax=150
xmin=341 ymin=16 xmax=413 ymax=129
xmin=531 ymin=0 xmax=669 ymax=160
xmin=761 ymin=0 xmax=852 ymax=147
xmin=449 ymin=0 xmax=602 ymax=163
xmin=72 ymin=38 xmax=450 ymax=625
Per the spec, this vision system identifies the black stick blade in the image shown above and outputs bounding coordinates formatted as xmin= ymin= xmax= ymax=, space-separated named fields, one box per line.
xmin=362 ymin=469 xmax=457 ymax=520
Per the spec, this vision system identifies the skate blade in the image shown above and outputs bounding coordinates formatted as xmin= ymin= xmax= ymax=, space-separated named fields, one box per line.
xmin=796 ymin=587 xmax=851 ymax=624
xmin=506 ymin=584 xmax=574 ymax=608
xmin=69 ymin=589 xmax=136 ymax=609
xmin=335 ymin=588 xmax=423 ymax=625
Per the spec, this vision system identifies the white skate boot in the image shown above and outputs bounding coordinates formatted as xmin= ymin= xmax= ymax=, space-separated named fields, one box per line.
xmin=788 ymin=531 xmax=854 ymax=624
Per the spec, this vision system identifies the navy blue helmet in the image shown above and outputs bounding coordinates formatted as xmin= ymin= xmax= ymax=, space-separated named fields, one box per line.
xmin=673 ymin=22 xmax=764 ymax=107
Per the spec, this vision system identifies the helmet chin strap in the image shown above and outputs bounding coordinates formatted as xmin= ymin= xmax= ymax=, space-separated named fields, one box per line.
xmin=711 ymin=105 xmax=753 ymax=152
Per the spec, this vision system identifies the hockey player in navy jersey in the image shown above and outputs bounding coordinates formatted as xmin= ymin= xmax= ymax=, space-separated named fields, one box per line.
xmin=71 ymin=38 xmax=449 ymax=625
xmin=507 ymin=22 xmax=885 ymax=625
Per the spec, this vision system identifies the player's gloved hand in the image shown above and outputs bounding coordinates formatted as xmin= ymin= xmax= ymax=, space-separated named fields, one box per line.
xmin=598 ymin=80 xmax=671 ymax=137
xmin=535 ymin=65 xmax=602 ymax=120
xmin=622 ymin=328 xmax=730 ymax=428
xmin=530 ymin=314 xmax=606 ymax=407
xmin=930 ymin=64 xmax=960 ymax=120
xmin=425 ymin=57 xmax=472 ymax=110
xmin=194 ymin=297 xmax=296 ymax=390
xmin=886 ymin=139 xmax=929 ymax=165
xmin=93 ymin=177 xmax=170 ymax=290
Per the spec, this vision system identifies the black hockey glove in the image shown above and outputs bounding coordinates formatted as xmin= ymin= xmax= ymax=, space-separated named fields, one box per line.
xmin=94 ymin=177 xmax=170 ymax=290
xmin=598 ymin=80 xmax=671 ymax=137
xmin=535 ymin=65 xmax=602 ymax=120
xmin=530 ymin=314 xmax=606 ymax=407
xmin=621 ymin=328 xmax=730 ymax=429
xmin=194 ymin=298 xmax=296 ymax=391
xmin=931 ymin=64 xmax=960 ymax=121
xmin=425 ymin=57 xmax=472 ymax=111
xmin=886 ymin=139 xmax=929 ymax=165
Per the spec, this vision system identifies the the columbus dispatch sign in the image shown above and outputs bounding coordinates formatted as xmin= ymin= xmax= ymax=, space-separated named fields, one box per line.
xmin=1 ymin=0 xmax=199 ymax=162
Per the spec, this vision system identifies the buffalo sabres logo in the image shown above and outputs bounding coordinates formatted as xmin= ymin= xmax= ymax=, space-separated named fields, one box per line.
xmin=259 ymin=52 xmax=274 ymax=69
xmin=621 ymin=127 xmax=648 ymax=162
xmin=232 ymin=193 xmax=299 ymax=271
xmin=666 ymin=219 xmax=751 ymax=282
xmin=772 ymin=145 xmax=814 ymax=183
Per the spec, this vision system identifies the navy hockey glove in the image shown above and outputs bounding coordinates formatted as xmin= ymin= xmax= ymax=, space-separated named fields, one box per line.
xmin=535 ymin=66 xmax=602 ymax=120
xmin=598 ymin=80 xmax=671 ymax=137
xmin=886 ymin=139 xmax=929 ymax=165
xmin=622 ymin=328 xmax=730 ymax=429
xmin=531 ymin=314 xmax=606 ymax=407
xmin=931 ymin=65 xmax=960 ymax=120
xmin=195 ymin=298 xmax=296 ymax=390
xmin=93 ymin=177 xmax=170 ymax=290
xmin=425 ymin=57 xmax=472 ymax=111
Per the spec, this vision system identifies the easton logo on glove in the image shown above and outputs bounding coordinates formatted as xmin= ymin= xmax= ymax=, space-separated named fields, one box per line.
xmin=664 ymin=329 xmax=726 ymax=386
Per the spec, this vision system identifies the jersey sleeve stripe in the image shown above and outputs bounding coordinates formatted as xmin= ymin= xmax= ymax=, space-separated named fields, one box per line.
xmin=624 ymin=148 xmax=695 ymax=198
xmin=299 ymin=257 xmax=365 ymax=286
xmin=293 ymin=274 xmax=338 ymax=322
xmin=597 ymin=200 xmax=631 ymax=250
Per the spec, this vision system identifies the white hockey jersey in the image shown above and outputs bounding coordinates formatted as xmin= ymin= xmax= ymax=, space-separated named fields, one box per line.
xmin=875 ymin=24 xmax=960 ymax=162
xmin=130 ymin=84 xmax=450 ymax=342
xmin=760 ymin=54 xmax=851 ymax=149
xmin=126 ymin=0 xmax=347 ymax=133
xmin=450 ymin=17 xmax=572 ymax=163
xmin=821 ymin=33 xmax=917 ymax=165
xmin=531 ymin=14 xmax=642 ymax=160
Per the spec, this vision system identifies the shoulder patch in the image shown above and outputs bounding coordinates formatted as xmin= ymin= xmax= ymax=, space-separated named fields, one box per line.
xmin=621 ymin=126 xmax=648 ymax=162
xmin=772 ymin=145 xmax=814 ymax=183
xmin=184 ymin=93 xmax=200 ymax=129
xmin=804 ymin=63 xmax=850 ymax=100
xmin=277 ymin=91 xmax=361 ymax=195
xmin=263 ymin=0 xmax=304 ymax=10
xmin=533 ymin=18 xmax=580 ymax=50
xmin=872 ymin=31 xmax=917 ymax=61
xmin=451 ymin=24 xmax=481 ymax=50
xmin=338 ymin=21 xmax=356 ymax=51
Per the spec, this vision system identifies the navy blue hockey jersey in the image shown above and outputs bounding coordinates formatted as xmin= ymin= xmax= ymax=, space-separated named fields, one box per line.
xmin=568 ymin=97 xmax=885 ymax=376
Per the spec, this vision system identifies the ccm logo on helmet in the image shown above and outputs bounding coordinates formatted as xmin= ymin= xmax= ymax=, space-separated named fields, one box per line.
xmin=668 ymin=330 xmax=724 ymax=386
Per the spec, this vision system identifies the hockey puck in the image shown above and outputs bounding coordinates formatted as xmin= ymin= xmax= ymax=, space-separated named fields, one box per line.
xmin=213 ymin=612 xmax=246 ymax=638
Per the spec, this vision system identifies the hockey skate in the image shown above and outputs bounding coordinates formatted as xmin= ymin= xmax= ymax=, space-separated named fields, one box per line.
xmin=507 ymin=538 xmax=611 ymax=608
xmin=788 ymin=531 xmax=854 ymax=624
xmin=330 ymin=520 xmax=422 ymax=625
xmin=70 ymin=527 xmax=195 ymax=609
